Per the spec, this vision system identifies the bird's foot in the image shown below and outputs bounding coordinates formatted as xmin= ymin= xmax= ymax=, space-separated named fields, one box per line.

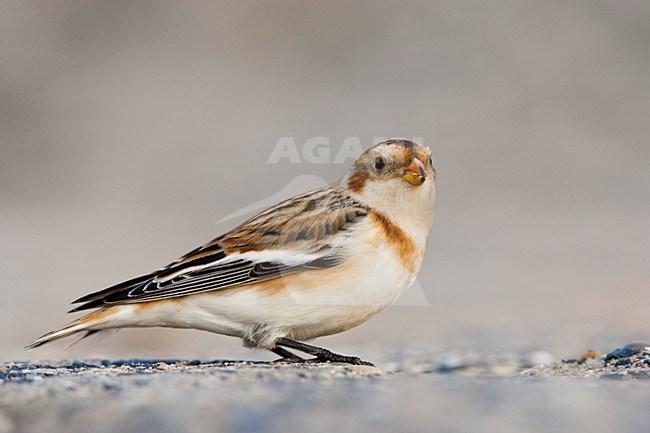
xmin=274 ymin=337 xmax=374 ymax=366
xmin=309 ymin=354 xmax=374 ymax=366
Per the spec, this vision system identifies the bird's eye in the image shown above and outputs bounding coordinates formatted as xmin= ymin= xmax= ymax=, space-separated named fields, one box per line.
xmin=429 ymin=157 xmax=433 ymax=166
xmin=374 ymin=157 xmax=385 ymax=171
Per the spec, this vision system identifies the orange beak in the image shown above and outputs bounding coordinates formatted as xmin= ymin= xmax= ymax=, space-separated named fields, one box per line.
xmin=401 ymin=158 xmax=427 ymax=186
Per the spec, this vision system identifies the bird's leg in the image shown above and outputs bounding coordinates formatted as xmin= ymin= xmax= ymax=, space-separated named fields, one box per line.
xmin=271 ymin=346 xmax=305 ymax=363
xmin=275 ymin=338 xmax=373 ymax=366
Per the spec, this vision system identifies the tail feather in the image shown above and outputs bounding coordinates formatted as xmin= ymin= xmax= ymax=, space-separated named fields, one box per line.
xmin=25 ymin=308 xmax=115 ymax=350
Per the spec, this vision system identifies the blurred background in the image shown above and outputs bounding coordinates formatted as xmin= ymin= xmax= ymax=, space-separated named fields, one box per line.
xmin=1 ymin=0 xmax=648 ymax=362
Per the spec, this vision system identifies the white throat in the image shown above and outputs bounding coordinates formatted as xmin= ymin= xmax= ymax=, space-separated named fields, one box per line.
xmin=342 ymin=177 xmax=436 ymax=246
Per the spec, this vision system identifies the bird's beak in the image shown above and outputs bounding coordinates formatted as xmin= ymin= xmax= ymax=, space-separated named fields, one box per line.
xmin=401 ymin=158 xmax=427 ymax=186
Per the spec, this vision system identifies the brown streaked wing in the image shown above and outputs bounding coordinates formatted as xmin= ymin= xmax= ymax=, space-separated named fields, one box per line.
xmin=69 ymin=185 xmax=368 ymax=311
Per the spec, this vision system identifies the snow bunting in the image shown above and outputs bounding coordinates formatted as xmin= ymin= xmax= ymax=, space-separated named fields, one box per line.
xmin=27 ymin=139 xmax=436 ymax=365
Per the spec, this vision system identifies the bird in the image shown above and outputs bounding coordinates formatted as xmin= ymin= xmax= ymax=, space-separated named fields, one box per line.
xmin=27 ymin=139 xmax=436 ymax=365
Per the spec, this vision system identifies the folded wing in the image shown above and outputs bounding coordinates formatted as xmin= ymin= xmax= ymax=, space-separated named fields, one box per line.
xmin=71 ymin=185 xmax=368 ymax=312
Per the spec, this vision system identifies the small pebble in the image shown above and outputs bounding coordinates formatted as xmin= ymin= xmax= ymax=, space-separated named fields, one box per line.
xmin=605 ymin=343 xmax=650 ymax=361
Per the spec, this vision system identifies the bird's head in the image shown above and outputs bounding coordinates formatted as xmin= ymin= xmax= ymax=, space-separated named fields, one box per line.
xmin=343 ymin=139 xmax=435 ymax=192
xmin=340 ymin=140 xmax=436 ymax=231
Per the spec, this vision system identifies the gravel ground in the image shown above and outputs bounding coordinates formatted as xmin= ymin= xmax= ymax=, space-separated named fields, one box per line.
xmin=2 ymin=343 xmax=650 ymax=433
